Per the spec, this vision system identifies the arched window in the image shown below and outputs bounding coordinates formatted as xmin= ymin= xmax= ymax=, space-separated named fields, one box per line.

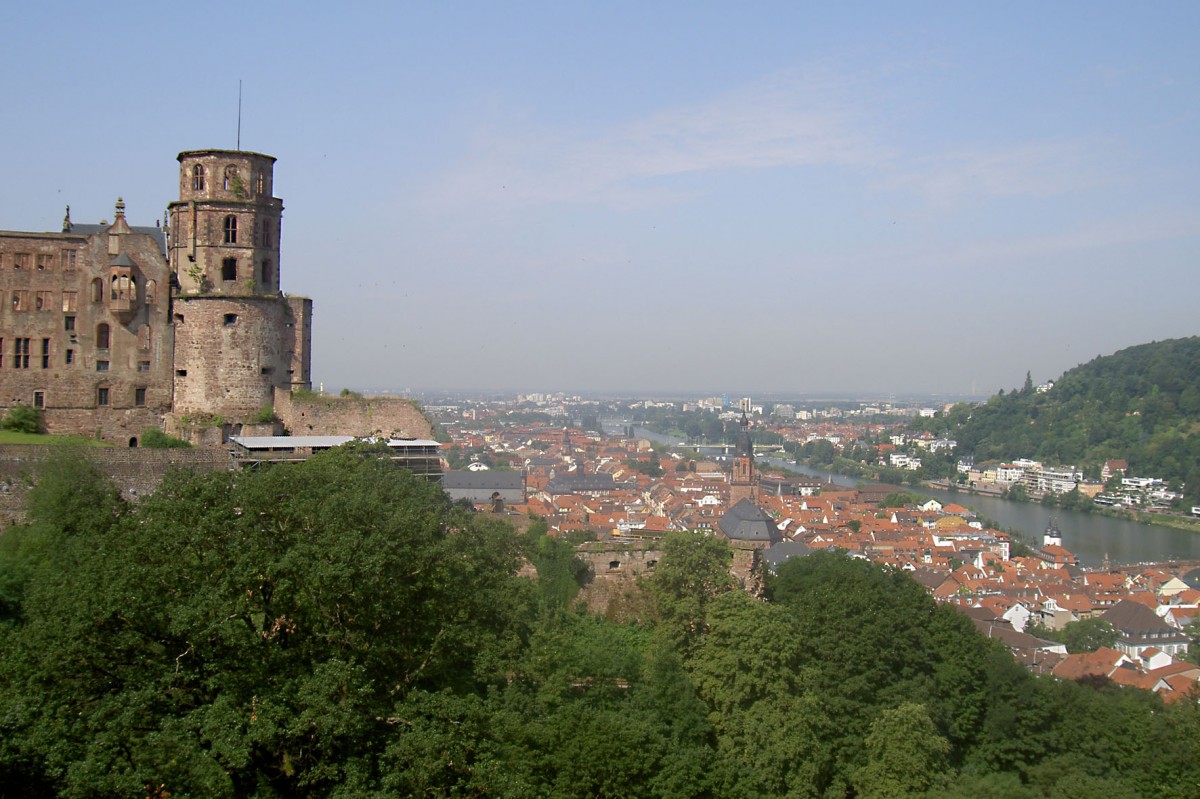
xmin=144 ymin=279 xmax=156 ymax=305
xmin=110 ymin=274 xmax=133 ymax=302
xmin=192 ymin=164 xmax=206 ymax=191
xmin=223 ymin=215 xmax=238 ymax=244
xmin=96 ymin=323 xmax=110 ymax=350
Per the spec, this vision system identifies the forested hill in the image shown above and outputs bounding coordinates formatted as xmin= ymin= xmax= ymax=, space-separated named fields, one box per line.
xmin=937 ymin=336 xmax=1200 ymax=487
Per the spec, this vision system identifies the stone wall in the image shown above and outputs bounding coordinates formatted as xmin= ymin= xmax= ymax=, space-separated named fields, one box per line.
xmin=172 ymin=295 xmax=309 ymax=421
xmin=573 ymin=541 xmax=663 ymax=613
xmin=0 ymin=446 xmax=235 ymax=529
xmin=274 ymin=391 xmax=433 ymax=439
xmin=570 ymin=539 xmax=767 ymax=612
xmin=0 ymin=219 xmax=175 ymax=440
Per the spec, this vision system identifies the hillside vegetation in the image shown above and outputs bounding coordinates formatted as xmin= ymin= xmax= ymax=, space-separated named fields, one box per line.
xmin=2 ymin=446 xmax=1199 ymax=797
xmin=933 ymin=337 xmax=1200 ymax=493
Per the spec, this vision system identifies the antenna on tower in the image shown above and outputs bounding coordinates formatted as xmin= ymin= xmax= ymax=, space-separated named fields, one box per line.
xmin=237 ymin=79 xmax=243 ymax=150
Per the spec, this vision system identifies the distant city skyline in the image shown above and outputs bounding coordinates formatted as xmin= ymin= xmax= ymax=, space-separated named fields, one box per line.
xmin=3 ymin=2 xmax=1197 ymax=396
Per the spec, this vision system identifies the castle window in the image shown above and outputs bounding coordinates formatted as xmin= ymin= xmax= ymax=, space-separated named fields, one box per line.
xmin=110 ymin=274 xmax=134 ymax=302
xmin=64 ymin=349 xmax=74 ymax=365
xmin=256 ymin=171 xmax=265 ymax=195
xmin=61 ymin=250 xmax=76 ymax=270
xmin=138 ymin=325 xmax=151 ymax=350
xmin=12 ymin=291 xmax=28 ymax=312
xmin=91 ymin=278 xmax=103 ymax=303
xmin=13 ymin=253 xmax=28 ymax=270
xmin=40 ymin=339 xmax=49 ymax=369
xmin=14 ymin=339 xmax=30 ymax=369
xmin=64 ymin=315 xmax=75 ymax=332
xmin=223 ymin=215 xmax=238 ymax=244
xmin=222 ymin=258 xmax=237 ymax=281
xmin=32 ymin=391 xmax=44 ymax=409
xmin=175 ymin=369 xmax=187 ymax=377
xmin=37 ymin=254 xmax=52 ymax=272
xmin=35 ymin=291 xmax=51 ymax=311
xmin=134 ymin=387 xmax=146 ymax=407
xmin=96 ymin=360 xmax=109 ymax=372
xmin=137 ymin=360 xmax=150 ymax=372
xmin=62 ymin=292 xmax=77 ymax=312
xmin=192 ymin=164 xmax=206 ymax=191
xmin=223 ymin=165 xmax=240 ymax=193
xmin=261 ymin=259 xmax=271 ymax=286
xmin=144 ymin=279 xmax=156 ymax=305
xmin=97 ymin=387 xmax=109 ymax=406
xmin=261 ymin=366 xmax=274 ymax=375
xmin=224 ymin=313 xmax=238 ymax=326
xmin=96 ymin=323 xmax=110 ymax=350
xmin=608 ymin=561 xmax=621 ymax=570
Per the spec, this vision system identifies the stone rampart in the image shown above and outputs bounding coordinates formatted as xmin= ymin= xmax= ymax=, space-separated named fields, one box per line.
xmin=274 ymin=391 xmax=433 ymax=439
xmin=574 ymin=541 xmax=664 ymax=613
xmin=0 ymin=446 xmax=235 ymax=529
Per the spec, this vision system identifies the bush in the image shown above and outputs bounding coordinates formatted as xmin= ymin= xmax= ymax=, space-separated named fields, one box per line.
xmin=140 ymin=428 xmax=191 ymax=448
xmin=251 ymin=405 xmax=278 ymax=424
xmin=0 ymin=405 xmax=41 ymax=434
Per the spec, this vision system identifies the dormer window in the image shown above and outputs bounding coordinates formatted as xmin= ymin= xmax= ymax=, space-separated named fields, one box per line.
xmin=192 ymin=164 xmax=206 ymax=191
xmin=223 ymin=215 xmax=238 ymax=244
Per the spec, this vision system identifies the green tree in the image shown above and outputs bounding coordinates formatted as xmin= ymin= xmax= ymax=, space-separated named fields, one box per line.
xmin=0 ymin=444 xmax=530 ymax=797
xmin=647 ymin=532 xmax=735 ymax=656
xmin=853 ymin=702 xmax=952 ymax=797
xmin=0 ymin=405 xmax=40 ymax=434
xmin=1059 ymin=618 xmax=1117 ymax=654
xmin=140 ymin=428 xmax=192 ymax=448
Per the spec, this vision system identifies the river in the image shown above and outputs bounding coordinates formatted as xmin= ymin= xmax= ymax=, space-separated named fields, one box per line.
xmin=605 ymin=422 xmax=1199 ymax=567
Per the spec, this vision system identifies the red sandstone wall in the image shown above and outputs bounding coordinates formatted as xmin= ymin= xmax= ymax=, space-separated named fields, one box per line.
xmin=172 ymin=296 xmax=303 ymax=420
xmin=274 ymin=391 xmax=433 ymax=439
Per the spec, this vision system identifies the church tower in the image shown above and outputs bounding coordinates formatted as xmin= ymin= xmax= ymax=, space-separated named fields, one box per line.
xmin=167 ymin=150 xmax=311 ymax=420
xmin=729 ymin=412 xmax=756 ymax=505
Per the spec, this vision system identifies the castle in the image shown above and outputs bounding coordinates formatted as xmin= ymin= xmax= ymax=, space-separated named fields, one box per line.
xmin=0 ymin=149 xmax=312 ymax=445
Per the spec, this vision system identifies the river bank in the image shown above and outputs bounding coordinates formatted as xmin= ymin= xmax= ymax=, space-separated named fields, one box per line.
xmin=609 ymin=420 xmax=1200 ymax=565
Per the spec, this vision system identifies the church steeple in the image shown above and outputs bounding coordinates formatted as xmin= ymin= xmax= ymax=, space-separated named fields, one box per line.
xmin=730 ymin=411 xmax=756 ymax=504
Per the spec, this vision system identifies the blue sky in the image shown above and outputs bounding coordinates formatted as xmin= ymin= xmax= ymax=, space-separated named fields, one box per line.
xmin=3 ymin=2 xmax=1197 ymax=397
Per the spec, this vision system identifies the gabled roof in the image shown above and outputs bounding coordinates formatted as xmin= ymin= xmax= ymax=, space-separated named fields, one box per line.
xmin=545 ymin=473 xmax=616 ymax=494
xmin=441 ymin=471 xmax=524 ymax=490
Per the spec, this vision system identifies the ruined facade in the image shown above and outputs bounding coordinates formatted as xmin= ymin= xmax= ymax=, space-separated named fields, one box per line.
xmin=0 ymin=150 xmax=312 ymax=443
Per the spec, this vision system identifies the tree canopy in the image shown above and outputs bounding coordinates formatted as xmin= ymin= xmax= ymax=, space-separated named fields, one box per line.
xmin=2 ymin=454 xmax=1199 ymax=797
xmin=937 ymin=337 xmax=1200 ymax=501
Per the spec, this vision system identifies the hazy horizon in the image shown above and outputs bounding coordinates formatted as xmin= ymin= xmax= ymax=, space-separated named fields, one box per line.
xmin=4 ymin=3 xmax=1197 ymax=396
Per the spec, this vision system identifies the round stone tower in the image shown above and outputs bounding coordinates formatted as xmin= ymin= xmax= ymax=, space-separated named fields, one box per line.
xmin=169 ymin=150 xmax=281 ymax=295
xmin=168 ymin=150 xmax=311 ymax=421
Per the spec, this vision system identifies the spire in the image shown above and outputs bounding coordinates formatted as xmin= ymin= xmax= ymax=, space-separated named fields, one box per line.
xmin=735 ymin=411 xmax=753 ymax=459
